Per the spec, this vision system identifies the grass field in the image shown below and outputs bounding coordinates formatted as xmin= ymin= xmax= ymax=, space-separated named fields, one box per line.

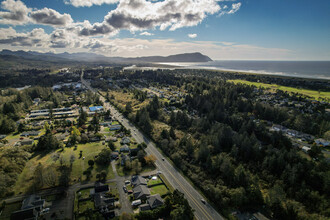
xmin=12 ymin=142 xmax=115 ymax=195
xmin=116 ymin=163 xmax=156 ymax=177
xmin=229 ymin=79 xmax=330 ymax=101
xmin=108 ymin=90 xmax=149 ymax=113
xmin=149 ymin=184 xmax=169 ymax=196
xmin=147 ymin=178 xmax=163 ymax=186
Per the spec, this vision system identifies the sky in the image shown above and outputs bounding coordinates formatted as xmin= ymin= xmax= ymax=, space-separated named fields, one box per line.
xmin=0 ymin=0 xmax=329 ymax=60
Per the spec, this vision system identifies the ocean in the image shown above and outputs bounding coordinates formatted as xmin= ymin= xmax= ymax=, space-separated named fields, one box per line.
xmin=160 ymin=61 xmax=330 ymax=80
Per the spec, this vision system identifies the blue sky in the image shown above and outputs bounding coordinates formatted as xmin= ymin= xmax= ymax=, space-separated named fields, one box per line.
xmin=0 ymin=0 xmax=329 ymax=60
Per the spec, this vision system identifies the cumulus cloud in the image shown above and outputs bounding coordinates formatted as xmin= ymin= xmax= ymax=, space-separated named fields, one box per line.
xmin=188 ymin=33 xmax=197 ymax=38
xmin=65 ymin=0 xmax=119 ymax=7
xmin=0 ymin=0 xmax=31 ymax=24
xmin=0 ymin=27 xmax=48 ymax=47
xmin=78 ymin=0 xmax=221 ymax=36
xmin=140 ymin=31 xmax=154 ymax=36
xmin=30 ymin=8 xmax=73 ymax=26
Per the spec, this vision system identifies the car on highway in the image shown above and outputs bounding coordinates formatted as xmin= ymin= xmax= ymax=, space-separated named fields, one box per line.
xmin=162 ymin=158 xmax=165 ymax=161
xmin=201 ymin=199 xmax=206 ymax=204
xmin=157 ymin=171 xmax=162 ymax=175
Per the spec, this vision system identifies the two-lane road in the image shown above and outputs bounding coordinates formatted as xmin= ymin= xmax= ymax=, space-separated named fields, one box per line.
xmin=81 ymin=72 xmax=224 ymax=220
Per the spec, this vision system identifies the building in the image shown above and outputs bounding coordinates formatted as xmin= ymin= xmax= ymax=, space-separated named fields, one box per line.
xmin=20 ymin=131 xmax=40 ymax=137
xmin=21 ymin=140 xmax=34 ymax=146
xmin=133 ymin=185 xmax=150 ymax=200
xmin=120 ymin=137 xmax=131 ymax=144
xmin=120 ymin=145 xmax=130 ymax=153
xmin=90 ymin=182 xmax=109 ymax=195
xmin=315 ymin=138 xmax=330 ymax=147
xmin=0 ymin=134 xmax=6 ymax=140
xmin=147 ymin=194 xmax=164 ymax=209
xmin=110 ymin=124 xmax=122 ymax=131
xmin=131 ymin=176 xmax=147 ymax=187
xmin=89 ymin=106 xmax=104 ymax=113
xmin=11 ymin=195 xmax=45 ymax=220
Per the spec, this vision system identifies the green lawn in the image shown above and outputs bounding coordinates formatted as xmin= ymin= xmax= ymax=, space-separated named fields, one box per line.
xmin=149 ymin=184 xmax=169 ymax=196
xmin=147 ymin=178 xmax=163 ymax=186
xmin=77 ymin=188 xmax=92 ymax=200
xmin=0 ymin=202 xmax=21 ymax=220
xmin=159 ymin=174 xmax=175 ymax=193
xmin=13 ymin=142 xmax=115 ymax=195
xmin=229 ymin=79 xmax=330 ymax=101
xmin=78 ymin=200 xmax=94 ymax=213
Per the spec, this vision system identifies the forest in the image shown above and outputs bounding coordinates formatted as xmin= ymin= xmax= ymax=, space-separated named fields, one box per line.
xmin=107 ymin=69 xmax=330 ymax=219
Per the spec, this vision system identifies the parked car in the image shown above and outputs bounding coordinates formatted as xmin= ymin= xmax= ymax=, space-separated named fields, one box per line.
xmin=123 ymin=186 xmax=127 ymax=193
xmin=125 ymin=180 xmax=130 ymax=185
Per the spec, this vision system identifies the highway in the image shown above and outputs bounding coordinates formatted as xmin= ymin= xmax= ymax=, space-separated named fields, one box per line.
xmin=81 ymin=71 xmax=225 ymax=220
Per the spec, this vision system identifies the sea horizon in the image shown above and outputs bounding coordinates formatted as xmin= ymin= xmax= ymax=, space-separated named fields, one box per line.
xmin=157 ymin=60 xmax=330 ymax=80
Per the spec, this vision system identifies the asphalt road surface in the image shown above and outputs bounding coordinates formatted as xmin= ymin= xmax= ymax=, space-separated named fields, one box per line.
xmin=81 ymin=71 xmax=224 ymax=220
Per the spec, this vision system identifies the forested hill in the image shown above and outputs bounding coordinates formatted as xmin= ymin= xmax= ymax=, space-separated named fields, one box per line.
xmin=126 ymin=52 xmax=213 ymax=62
xmin=0 ymin=50 xmax=212 ymax=64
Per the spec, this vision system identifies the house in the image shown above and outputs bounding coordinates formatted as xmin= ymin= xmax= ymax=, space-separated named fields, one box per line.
xmin=139 ymin=204 xmax=151 ymax=212
xmin=94 ymin=193 xmax=115 ymax=209
xmin=21 ymin=131 xmax=40 ymax=137
xmin=90 ymin=182 xmax=109 ymax=195
xmin=11 ymin=208 xmax=38 ymax=220
xmin=111 ymin=152 xmax=119 ymax=159
xmin=315 ymin=138 xmax=330 ymax=147
xmin=120 ymin=137 xmax=131 ymax=144
xmin=21 ymin=140 xmax=34 ymax=146
xmin=133 ymin=185 xmax=150 ymax=200
xmin=302 ymin=146 xmax=311 ymax=153
xmin=0 ymin=134 xmax=6 ymax=140
xmin=121 ymin=155 xmax=128 ymax=166
xmin=147 ymin=194 xmax=164 ymax=209
xmin=131 ymin=175 xmax=147 ymax=187
xmin=120 ymin=145 xmax=130 ymax=153
xmin=21 ymin=195 xmax=45 ymax=211
xmin=106 ymin=137 xmax=117 ymax=142
xmin=110 ymin=124 xmax=122 ymax=131
xmin=89 ymin=106 xmax=104 ymax=113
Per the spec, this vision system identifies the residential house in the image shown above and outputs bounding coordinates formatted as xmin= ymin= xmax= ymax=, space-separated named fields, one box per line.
xmin=21 ymin=140 xmax=34 ymax=146
xmin=120 ymin=137 xmax=130 ymax=145
xmin=11 ymin=195 xmax=45 ymax=220
xmin=110 ymin=124 xmax=122 ymax=131
xmin=120 ymin=145 xmax=130 ymax=153
xmin=0 ymin=134 xmax=6 ymax=140
xmin=90 ymin=182 xmax=109 ymax=195
xmin=139 ymin=204 xmax=151 ymax=212
xmin=315 ymin=138 xmax=330 ymax=147
xmin=133 ymin=185 xmax=150 ymax=200
xmin=111 ymin=152 xmax=119 ymax=160
xmin=20 ymin=131 xmax=40 ymax=137
xmin=94 ymin=193 xmax=115 ymax=210
xmin=131 ymin=175 xmax=147 ymax=187
xmin=147 ymin=194 xmax=164 ymax=209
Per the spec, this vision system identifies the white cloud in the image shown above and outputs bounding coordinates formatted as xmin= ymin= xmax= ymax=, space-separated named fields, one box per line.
xmin=0 ymin=0 xmax=74 ymax=27
xmin=31 ymin=8 xmax=73 ymax=26
xmin=79 ymin=0 xmax=221 ymax=36
xmin=140 ymin=31 xmax=154 ymax=36
xmin=228 ymin=3 xmax=241 ymax=14
xmin=188 ymin=33 xmax=197 ymax=38
xmin=65 ymin=0 xmax=119 ymax=7
xmin=0 ymin=0 xmax=31 ymax=25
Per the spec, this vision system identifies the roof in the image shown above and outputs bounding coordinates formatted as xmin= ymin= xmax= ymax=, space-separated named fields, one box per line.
xmin=21 ymin=195 xmax=44 ymax=210
xmin=11 ymin=208 xmax=38 ymax=220
xmin=139 ymin=204 xmax=151 ymax=211
xmin=131 ymin=176 xmax=147 ymax=186
xmin=89 ymin=106 xmax=104 ymax=112
xmin=21 ymin=131 xmax=40 ymax=136
xmin=94 ymin=183 xmax=109 ymax=193
xmin=147 ymin=194 xmax=164 ymax=209
xmin=133 ymin=185 xmax=150 ymax=199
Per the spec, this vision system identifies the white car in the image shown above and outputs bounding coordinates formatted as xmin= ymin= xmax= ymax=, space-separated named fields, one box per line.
xmin=157 ymin=171 xmax=162 ymax=175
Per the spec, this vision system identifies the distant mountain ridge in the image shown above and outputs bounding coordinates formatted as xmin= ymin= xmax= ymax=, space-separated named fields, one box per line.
xmin=0 ymin=50 xmax=212 ymax=63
